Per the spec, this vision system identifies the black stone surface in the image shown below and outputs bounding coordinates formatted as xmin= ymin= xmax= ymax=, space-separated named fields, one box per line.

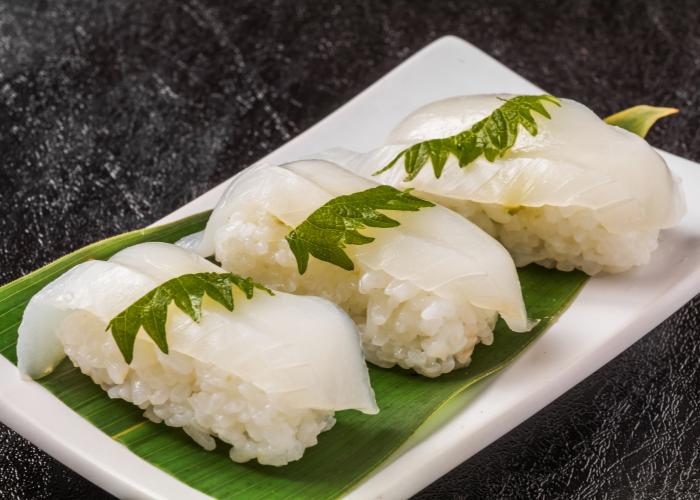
xmin=0 ymin=1 xmax=698 ymax=498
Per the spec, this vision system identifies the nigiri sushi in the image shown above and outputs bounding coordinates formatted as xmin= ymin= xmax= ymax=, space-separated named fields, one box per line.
xmin=17 ymin=242 xmax=377 ymax=466
xmin=182 ymin=160 xmax=532 ymax=378
xmin=322 ymin=94 xmax=686 ymax=275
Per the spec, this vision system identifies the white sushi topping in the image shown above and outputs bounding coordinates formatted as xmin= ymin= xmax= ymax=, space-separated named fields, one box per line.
xmin=17 ymin=243 xmax=377 ymax=466
xmin=57 ymin=310 xmax=337 ymax=466
xmin=185 ymin=160 xmax=531 ymax=377
xmin=320 ymin=94 xmax=686 ymax=274
xmin=105 ymin=268 xmax=274 ymax=365
xmin=374 ymin=95 xmax=560 ymax=180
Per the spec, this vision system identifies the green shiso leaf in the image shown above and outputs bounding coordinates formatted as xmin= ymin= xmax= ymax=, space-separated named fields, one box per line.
xmin=375 ymin=95 xmax=560 ymax=180
xmin=0 ymin=212 xmax=587 ymax=499
xmin=285 ymin=185 xmax=434 ymax=274
xmin=604 ymin=104 xmax=679 ymax=138
xmin=106 ymin=272 xmax=272 ymax=364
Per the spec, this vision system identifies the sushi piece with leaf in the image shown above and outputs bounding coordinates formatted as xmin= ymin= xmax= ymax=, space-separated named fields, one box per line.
xmin=321 ymin=95 xmax=686 ymax=275
xmin=181 ymin=160 xmax=533 ymax=378
xmin=17 ymin=242 xmax=377 ymax=466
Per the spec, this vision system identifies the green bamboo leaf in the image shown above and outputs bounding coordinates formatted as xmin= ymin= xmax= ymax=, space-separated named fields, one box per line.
xmin=0 ymin=212 xmax=587 ymax=499
xmin=604 ymin=105 xmax=679 ymax=138
xmin=285 ymin=185 xmax=435 ymax=274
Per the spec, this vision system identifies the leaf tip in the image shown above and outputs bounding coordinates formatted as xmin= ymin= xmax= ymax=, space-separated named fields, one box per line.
xmin=604 ymin=104 xmax=680 ymax=138
xmin=117 ymin=342 xmax=134 ymax=365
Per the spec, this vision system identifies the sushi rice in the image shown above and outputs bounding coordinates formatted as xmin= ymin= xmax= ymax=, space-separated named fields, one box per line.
xmin=56 ymin=311 xmax=337 ymax=465
xmin=182 ymin=160 xmax=532 ymax=378
xmin=17 ymin=243 xmax=377 ymax=466
xmin=322 ymin=95 xmax=686 ymax=275
xmin=438 ymin=200 xmax=661 ymax=275
xmin=209 ymin=203 xmax=499 ymax=376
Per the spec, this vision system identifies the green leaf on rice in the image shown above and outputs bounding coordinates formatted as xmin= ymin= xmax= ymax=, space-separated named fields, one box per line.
xmin=0 ymin=211 xmax=586 ymax=499
xmin=286 ymin=185 xmax=434 ymax=274
xmin=604 ymin=105 xmax=679 ymax=138
xmin=374 ymin=95 xmax=561 ymax=180
xmin=107 ymin=272 xmax=272 ymax=364
xmin=375 ymin=97 xmax=678 ymax=182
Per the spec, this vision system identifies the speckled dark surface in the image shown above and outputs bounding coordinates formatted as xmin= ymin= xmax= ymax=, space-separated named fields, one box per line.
xmin=0 ymin=1 xmax=699 ymax=498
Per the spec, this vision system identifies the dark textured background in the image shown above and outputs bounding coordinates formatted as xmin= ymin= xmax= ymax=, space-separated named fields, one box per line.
xmin=0 ymin=0 xmax=698 ymax=498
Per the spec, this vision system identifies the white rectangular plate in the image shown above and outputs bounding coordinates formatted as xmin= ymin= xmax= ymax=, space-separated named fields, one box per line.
xmin=1 ymin=36 xmax=699 ymax=499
